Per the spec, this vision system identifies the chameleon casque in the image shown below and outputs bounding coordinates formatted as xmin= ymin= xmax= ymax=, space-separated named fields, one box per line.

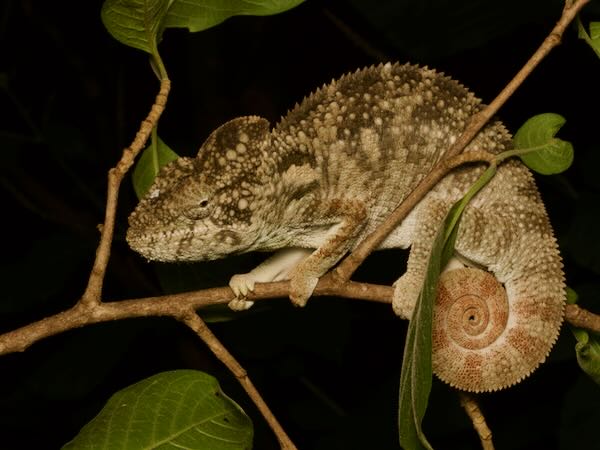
xmin=127 ymin=63 xmax=565 ymax=393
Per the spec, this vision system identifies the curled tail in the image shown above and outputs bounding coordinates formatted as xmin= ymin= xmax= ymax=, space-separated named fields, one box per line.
xmin=393 ymin=160 xmax=565 ymax=392
xmin=434 ymin=162 xmax=565 ymax=392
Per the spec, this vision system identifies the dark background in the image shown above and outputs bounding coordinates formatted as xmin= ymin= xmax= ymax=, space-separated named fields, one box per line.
xmin=1 ymin=0 xmax=600 ymax=448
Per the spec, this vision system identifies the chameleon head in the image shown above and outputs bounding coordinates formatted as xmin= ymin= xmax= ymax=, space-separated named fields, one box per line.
xmin=126 ymin=116 xmax=274 ymax=262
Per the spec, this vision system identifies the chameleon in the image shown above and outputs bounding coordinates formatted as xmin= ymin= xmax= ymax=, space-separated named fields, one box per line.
xmin=126 ymin=63 xmax=565 ymax=392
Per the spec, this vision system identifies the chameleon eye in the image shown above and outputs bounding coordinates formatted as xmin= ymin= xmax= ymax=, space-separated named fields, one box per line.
xmin=183 ymin=198 xmax=211 ymax=220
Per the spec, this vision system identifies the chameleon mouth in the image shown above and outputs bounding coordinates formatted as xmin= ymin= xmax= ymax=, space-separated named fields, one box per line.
xmin=126 ymin=223 xmax=249 ymax=263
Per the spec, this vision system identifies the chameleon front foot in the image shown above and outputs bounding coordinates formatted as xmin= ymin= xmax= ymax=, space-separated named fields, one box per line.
xmin=228 ymin=274 xmax=256 ymax=311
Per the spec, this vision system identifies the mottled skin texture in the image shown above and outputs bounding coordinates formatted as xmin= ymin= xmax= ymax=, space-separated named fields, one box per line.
xmin=127 ymin=63 xmax=565 ymax=392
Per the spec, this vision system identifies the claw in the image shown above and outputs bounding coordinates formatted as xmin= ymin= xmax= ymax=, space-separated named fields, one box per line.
xmin=228 ymin=274 xmax=256 ymax=311
xmin=229 ymin=273 xmax=255 ymax=297
xmin=228 ymin=298 xmax=255 ymax=311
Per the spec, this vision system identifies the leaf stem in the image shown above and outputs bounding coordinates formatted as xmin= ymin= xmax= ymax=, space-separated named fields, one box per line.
xmin=496 ymin=143 xmax=557 ymax=163
xmin=443 ymin=163 xmax=497 ymax=244
xmin=151 ymin=43 xmax=169 ymax=81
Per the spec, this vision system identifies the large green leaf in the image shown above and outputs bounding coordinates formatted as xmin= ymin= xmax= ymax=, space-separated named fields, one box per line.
xmin=512 ymin=113 xmax=574 ymax=175
xmin=132 ymin=135 xmax=180 ymax=199
xmin=102 ymin=0 xmax=305 ymax=54
xmin=398 ymin=165 xmax=496 ymax=450
xmin=63 ymin=370 xmax=253 ymax=449
xmin=164 ymin=0 xmax=305 ymax=31
xmin=398 ymin=239 xmax=438 ymax=450
xmin=101 ymin=0 xmax=173 ymax=54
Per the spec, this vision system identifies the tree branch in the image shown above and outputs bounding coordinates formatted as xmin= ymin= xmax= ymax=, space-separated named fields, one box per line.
xmin=80 ymin=79 xmax=171 ymax=306
xmin=565 ymin=304 xmax=600 ymax=333
xmin=179 ymin=312 xmax=297 ymax=450
xmin=459 ymin=393 xmax=494 ymax=450
xmin=1 ymin=279 xmax=598 ymax=356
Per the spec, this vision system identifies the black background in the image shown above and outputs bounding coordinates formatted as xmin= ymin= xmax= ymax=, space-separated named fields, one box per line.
xmin=1 ymin=1 xmax=600 ymax=449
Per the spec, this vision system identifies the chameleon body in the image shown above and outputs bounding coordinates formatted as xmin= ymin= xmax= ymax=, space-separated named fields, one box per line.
xmin=127 ymin=63 xmax=565 ymax=392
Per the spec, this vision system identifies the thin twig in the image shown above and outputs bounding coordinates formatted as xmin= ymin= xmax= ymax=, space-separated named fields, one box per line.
xmin=180 ymin=312 xmax=297 ymax=450
xmin=80 ymin=79 xmax=171 ymax=306
xmin=335 ymin=0 xmax=590 ymax=279
xmin=565 ymin=304 xmax=600 ymax=332
xmin=459 ymin=393 xmax=494 ymax=450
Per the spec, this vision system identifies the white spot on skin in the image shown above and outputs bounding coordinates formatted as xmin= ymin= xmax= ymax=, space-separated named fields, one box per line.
xmin=226 ymin=149 xmax=237 ymax=160
xmin=236 ymin=143 xmax=246 ymax=153
xmin=360 ymin=127 xmax=380 ymax=162
xmin=239 ymin=133 xmax=249 ymax=143
xmin=238 ymin=198 xmax=248 ymax=210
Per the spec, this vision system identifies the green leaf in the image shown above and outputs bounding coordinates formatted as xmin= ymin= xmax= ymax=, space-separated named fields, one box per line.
xmin=398 ymin=201 xmax=463 ymax=450
xmin=101 ymin=0 xmax=172 ymax=54
xmin=163 ymin=0 xmax=306 ymax=32
xmin=592 ymin=22 xmax=600 ymax=40
xmin=398 ymin=242 xmax=437 ymax=450
xmin=565 ymin=286 xmax=578 ymax=305
xmin=578 ymin=20 xmax=600 ymax=59
xmin=398 ymin=164 xmax=496 ymax=450
xmin=512 ymin=113 xmax=574 ymax=175
xmin=571 ymin=329 xmax=600 ymax=386
xmin=132 ymin=135 xmax=179 ymax=199
xmin=63 ymin=370 xmax=253 ymax=450
xmin=102 ymin=0 xmax=305 ymax=53
xmin=567 ymin=285 xmax=600 ymax=386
